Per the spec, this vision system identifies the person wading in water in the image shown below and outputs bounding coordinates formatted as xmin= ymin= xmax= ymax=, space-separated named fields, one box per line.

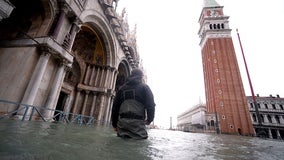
xmin=111 ymin=68 xmax=155 ymax=139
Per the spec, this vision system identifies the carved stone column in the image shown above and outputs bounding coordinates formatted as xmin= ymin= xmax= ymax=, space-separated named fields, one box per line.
xmin=94 ymin=67 xmax=101 ymax=87
xmin=97 ymin=93 xmax=106 ymax=124
xmin=64 ymin=18 xmax=81 ymax=52
xmin=72 ymin=89 xmax=81 ymax=114
xmin=90 ymin=92 xmax=97 ymax=117
xmin=268 ymin=129 xmax=273 ymax=139
xmin=89 ymin=66 xmax=96 ymax=86
xmin=111 ymin=70 xmax=118 ymax=89
xmin=52 ymin=4 xmax=69 ymax=40
xmin=104 ymin=67 xmax=110 ymax=88
xmin=276 ymin=130 xmax=281 ymax=140
xmin=107 ymin=95 xmax=115 ymax=122
xmin=84 ymin=64 xmax=91 ymax=85
xmin=44 ymin=60 xmax=68 ymax=119
xmin=81 ymin=91 xmax=89 ymax=115
xmin=64 ymin=90 xmax=75 ymax=113
xmin=18 ymin=51 xmax=51 ymax=119
xmin=103 ymin=89 xmax=112 ymax=123
xmin=99 ymin=67 xmax=106 ymax=87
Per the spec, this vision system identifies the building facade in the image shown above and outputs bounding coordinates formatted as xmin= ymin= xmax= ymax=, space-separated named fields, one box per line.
xmin=247 ymin=94 xmax=284 ymax=139
xmin=0 ymin=0 xmax=140 ymax=124
xmin=198 ymin=0 xmax=254 ymax=135
xmin=177 ymin=104 xmax=206 ymax=132
xmin=178 ymin=95 xmax=284 ymax=139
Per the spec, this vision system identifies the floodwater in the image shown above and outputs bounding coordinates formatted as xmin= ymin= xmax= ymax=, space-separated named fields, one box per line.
xmin=0 ymin=120 xmax=283 ymax=160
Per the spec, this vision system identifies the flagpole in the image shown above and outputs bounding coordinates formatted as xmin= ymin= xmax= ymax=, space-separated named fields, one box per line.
xmin=236 ymin=29 xmax=263 ymax=135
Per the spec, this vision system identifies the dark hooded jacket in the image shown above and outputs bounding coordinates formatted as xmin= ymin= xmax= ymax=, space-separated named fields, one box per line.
xmin=111 ymin=69 xmax=155 ymax=138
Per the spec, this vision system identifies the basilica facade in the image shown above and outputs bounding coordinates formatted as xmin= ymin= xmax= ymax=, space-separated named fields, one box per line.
xmin=0 ymin=0 xmax=140 ymax=124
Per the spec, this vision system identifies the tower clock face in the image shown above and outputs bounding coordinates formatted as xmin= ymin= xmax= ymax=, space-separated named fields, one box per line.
xmin=210 ymin=10 xmax=219 ymax=17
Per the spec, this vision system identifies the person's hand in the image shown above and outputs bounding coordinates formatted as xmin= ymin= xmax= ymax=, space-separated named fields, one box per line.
xmin=113 ymin=127 xmax=117 ymax=132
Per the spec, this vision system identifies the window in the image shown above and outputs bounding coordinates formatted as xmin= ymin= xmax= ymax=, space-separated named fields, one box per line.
xmin=252 ymin=114 xmax=257 ymax=122
xmin=264 ymin=104 xmax=268 ymax=109
xmin=217 ymin=24 xmax=220 ymax=29
xmin=272 ymin=104 xmax=276 ymax=109
xmin=267 ymin=115 xmax=272 ymax=123
xmin=217 ymin=79 xmax=220 ymax=84
xmin=210 ymin=120 xmax=215 ymax=126
xmin=280 ymin=104 xmax=283 ymax=110
xmin=260 ymin=115 xmax=264 ymax=123
xmin=275 ymin=115 xmax=280 ymax=124
xmin=250 ymin=103 xmax=254 ymax=108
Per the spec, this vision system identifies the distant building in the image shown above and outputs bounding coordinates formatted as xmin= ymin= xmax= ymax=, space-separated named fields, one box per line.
xmin=177 ymin=104 xmax=206 ymax=132
xmin=178 ymin=94 xmax=284 ymax=140
xmin=247 ymin=94 xmax=284 ymax=139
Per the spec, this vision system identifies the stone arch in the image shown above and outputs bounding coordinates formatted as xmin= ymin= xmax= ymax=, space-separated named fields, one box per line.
xmin=115 ymin=59 xmax=130 ymax=91
xmin=0 ymin=0 xmax=55 ymax=39
xmin=73 ymin=25 xmax=107 ymax=66
xmin=79 ymin=10 xmax=117 ymax=68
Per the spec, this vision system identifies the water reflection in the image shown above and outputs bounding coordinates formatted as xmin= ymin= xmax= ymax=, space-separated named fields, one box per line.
xmin=0 ymin=120 xmax=283 ymax=160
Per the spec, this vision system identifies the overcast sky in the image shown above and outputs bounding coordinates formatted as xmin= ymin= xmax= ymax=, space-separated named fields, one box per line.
xmin=116 ymin=0 xmax=284 ymax=128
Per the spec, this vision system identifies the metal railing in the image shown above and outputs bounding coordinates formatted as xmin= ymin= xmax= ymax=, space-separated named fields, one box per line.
xmin=0 ymin=99 xmax=96 ymax=125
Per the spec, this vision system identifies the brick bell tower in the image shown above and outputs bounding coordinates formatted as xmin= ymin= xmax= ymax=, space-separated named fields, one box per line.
xmin=198 ymin=0 xmax=254 ymax=135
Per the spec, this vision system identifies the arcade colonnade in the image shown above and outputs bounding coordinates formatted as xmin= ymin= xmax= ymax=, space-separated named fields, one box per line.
xmin=0 ymin=0 xmax=140 ymax=124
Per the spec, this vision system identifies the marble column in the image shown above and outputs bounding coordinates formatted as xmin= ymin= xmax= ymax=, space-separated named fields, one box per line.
xmin=81 ymin=91 xmax=89 ymax=115
xmin=111 ymin=70 xmax=118 ymax=89
xmin=268 ymin=129 xmax=273 ymax=139
xmin=97 ymin=93 xmax=106 ymax=124
xmin=99 ymin=68 xmax=106 ymax=87
xmin=103 ymin=91 xmax=112 ymax=123
xmin=107 ymin=95 xmax=114 ymax=122
xmin=94 ymin=67 xmax=101 ymax=87
xmin=84 ymin=64 xmax=91 ymax=85
xmin=44 ymin=61 xmax=67 ymax=119
xmin=104 ymin=67 xmax=110 ymax=88
xmin=89 ymin=66 xmax=95 ymax=86
xmin=72 ymin=89 xmax=81 ymax=114
xmin=65 ymin=18 xmax=81 ymax=52
xmin=89 ymin=92 xmax=97 ymax=117
xmin=52 ymin=5 xmax=69 ymax=40
xmin=276 ymin=130 xmax=282 ymax=140
xmin=18 ymin=51 xmax=51 ymax=119
xmin=64 ymin=91 xmax=75 ymax=113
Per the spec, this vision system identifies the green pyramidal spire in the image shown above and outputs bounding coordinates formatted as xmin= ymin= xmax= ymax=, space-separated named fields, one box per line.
xmin=203 ymin=0 xmax=220 ymax=7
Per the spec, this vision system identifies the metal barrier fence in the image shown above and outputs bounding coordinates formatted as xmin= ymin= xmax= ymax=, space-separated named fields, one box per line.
xmin=0 ymin=99 xmax=97 ymax=125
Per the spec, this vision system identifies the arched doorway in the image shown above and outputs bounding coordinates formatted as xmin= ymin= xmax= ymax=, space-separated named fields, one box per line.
xmin=60 ymin=24 xmax=118 ymax=124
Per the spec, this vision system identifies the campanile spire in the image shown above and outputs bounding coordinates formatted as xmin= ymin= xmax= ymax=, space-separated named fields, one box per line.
xmin=203 ymin=0 xmax=220 ymax=7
